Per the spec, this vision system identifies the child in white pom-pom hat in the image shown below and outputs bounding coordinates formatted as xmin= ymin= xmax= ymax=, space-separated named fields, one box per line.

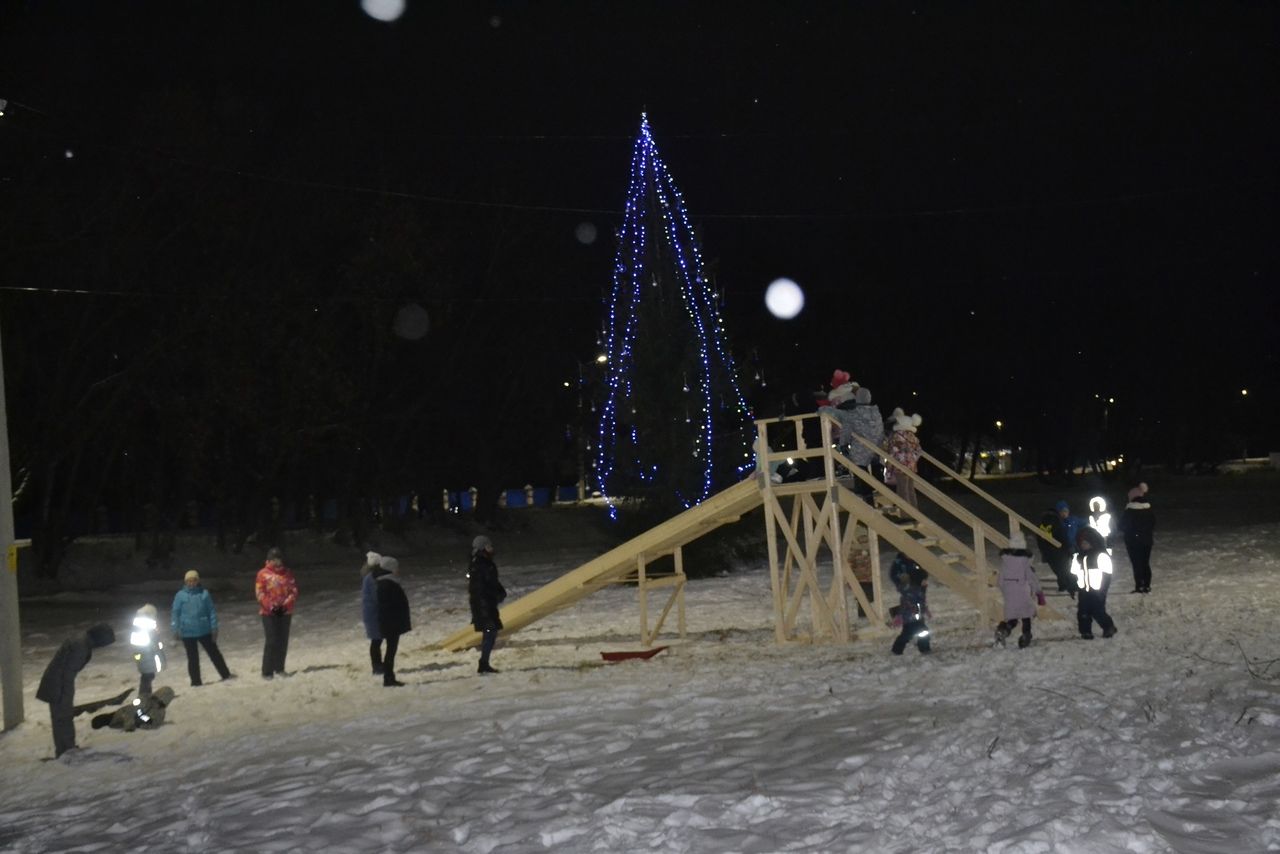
xmin=994 ymin=531 xmax=1045 ymax=648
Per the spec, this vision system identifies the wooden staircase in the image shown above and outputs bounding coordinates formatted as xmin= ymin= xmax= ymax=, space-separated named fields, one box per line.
xmin=755 ymin=412 xmax=1065 ymax=643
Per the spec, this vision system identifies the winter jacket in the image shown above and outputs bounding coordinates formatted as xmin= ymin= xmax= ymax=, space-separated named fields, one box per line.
xmin=100 ymin=686 xmax=175 ymax=732
xmin=1071 ymin=527 xmax=1113 ymax=592
xmin=130 ymin=613 xmax=164 ymax=676
xmin=997 ymin=549 xmax=1043 ymax=620
xmin=171 ymin=586 xmax=220 ymax=639
xmin=256 ymin=563 xmax=299 ymax=616
xmin=821 ymin=403 xmax=886 ymax=466
xmin=361 ymin=569 xmax=381 ymax=641
xmin=375 ymin=571 xmax=412 ymax=638
xmin=897 ymin=584 xmax=929 ymax=626
xmin=1053 ymin=502 xmax=1087 ymax=554
xmin=468 ymin=554 xmax=507 ymax=632
xmin=36 ymin=624 xmax=114 ymax=707
xmin=1119 ymin=499 xmax=1155 ymax=545
xmin=1037 ymin=510 xmax=1070 ymax=564
xmin=883 ymin=429 xmax=923 ymax=486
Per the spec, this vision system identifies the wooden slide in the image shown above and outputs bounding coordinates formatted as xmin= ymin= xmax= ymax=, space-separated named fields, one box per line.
xmin=437 ymin=477 xmax=764 ymax=651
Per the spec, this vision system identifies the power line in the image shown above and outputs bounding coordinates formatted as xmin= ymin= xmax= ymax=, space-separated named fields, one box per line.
xmin=0 ymin=284 xmax=605 ymax=303
xmin=3 ymin=97 xmax=1273 ymax=222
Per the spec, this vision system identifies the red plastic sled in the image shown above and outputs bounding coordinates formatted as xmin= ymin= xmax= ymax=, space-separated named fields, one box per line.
xmin=600 ymin=645 xmax=669 ymax=663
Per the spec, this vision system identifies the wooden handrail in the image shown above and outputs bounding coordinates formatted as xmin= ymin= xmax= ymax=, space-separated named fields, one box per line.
xmin=916 ymin=448 xmax=1060 ymax=548
xmin=832 ymin=425 xmax=1007 ymax=550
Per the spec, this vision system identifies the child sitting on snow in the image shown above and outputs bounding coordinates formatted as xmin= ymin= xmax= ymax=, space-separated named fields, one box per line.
xmin=890 ymin=557 xmax=931 ymax=655
xmin=91 ymin=686 xmax=176 ymax=732
xmin=994 ymin=531 xmax=1045 ymax=648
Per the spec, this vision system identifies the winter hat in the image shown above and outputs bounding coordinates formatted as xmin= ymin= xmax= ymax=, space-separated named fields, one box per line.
xmin=1054 ymin=499 xmax=1070 ymax=513
xmin=1089 ymin=496 xmax=1107 ymax=513
xmin=828 ymin=382 xmax=856 ymax=407
xmin=266 ymin=547 xmax=284 ymax=561
xmin=137 ymin=603 xmax=158 ymax=620
xmin=854 ymin=387 xmax=872 ymax=405
xmin=184 ymin=569 xmax=200 ymax=583
xmin=86 ymin=623 xmax=115 ymax=648
xmin=472 ymin=535 xmax=493 ymax=555
xmin=379 ymin=555 xmax=400 ymax=574
xmin=907 ymin=564 xmax=928 ymax=586
xmin=830 ymin=369 xmax=851 ymax=390
xmin=365 ymin=551 xmax=382 ymax=568
xmin=1008 ymin=531 xmax=1027 ymax=551
xmin=893 ymin=411 xmax=922 ymax=432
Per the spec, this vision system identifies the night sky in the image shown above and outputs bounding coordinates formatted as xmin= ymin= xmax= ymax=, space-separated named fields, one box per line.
xmin=2 ymin=1 xmax=1278 ymax=517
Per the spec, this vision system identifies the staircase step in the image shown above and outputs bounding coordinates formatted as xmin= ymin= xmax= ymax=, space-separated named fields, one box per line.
xmin=939 ymin=552 xmax=964 ymax=564
xmin=913 ymin=537 xmax=939 ymax=548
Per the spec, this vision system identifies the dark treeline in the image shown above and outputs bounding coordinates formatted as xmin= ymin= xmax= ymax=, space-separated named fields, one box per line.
xmin=1 ymin=86 xmax=605 ymax=577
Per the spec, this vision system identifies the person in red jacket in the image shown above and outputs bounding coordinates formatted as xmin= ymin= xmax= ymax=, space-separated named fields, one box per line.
xmin=255 ymin=547 xmax=299 ymax=679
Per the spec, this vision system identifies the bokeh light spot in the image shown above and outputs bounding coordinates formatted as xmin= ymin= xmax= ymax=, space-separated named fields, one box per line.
xmin=360 ymin=0 xmax=405 ymax=23
xmin=764 ymin=278 xmax=805 ymax=319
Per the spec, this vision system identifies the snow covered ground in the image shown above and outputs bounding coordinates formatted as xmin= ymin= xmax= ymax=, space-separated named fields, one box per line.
xmin=2 ymin=477 xmax=1279 ymax=853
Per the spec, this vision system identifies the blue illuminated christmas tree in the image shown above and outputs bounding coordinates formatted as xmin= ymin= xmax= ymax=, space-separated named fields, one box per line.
xmin=595 ymin=114 xmax=754 ymax=515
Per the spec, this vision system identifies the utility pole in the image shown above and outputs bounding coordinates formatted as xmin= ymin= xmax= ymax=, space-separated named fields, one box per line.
xmin=0 ymin=320 xmax=23 ymax=730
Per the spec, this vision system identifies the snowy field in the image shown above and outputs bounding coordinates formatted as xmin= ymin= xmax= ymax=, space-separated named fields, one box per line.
xmin=2 ymin=475 xmax=1279 ymax=853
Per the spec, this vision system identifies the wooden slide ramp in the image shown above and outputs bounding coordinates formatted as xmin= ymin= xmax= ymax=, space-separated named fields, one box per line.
xmin=437 ymin=478 xmax=764 ymax=651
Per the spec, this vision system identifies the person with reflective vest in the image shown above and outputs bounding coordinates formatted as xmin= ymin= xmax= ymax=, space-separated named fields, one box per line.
xmin=130 ymin=604 xmax=165 ymax=698
xmin=1087 ymin=496 xmax=1114 ymax=552
xmin=1072 ymin=526 xmax=1118 ymax=640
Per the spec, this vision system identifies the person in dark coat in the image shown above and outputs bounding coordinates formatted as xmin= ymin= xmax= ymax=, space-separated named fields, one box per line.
xmin=90 ymin=686 xmax=176 ymax=732
xmin=468 ymin=535 xmax=506 ymax=674
xmin=1044 ymin=501 xmax=1087 ymax=598
xmin=1072 ymin=526 xmax=1117 ymax=640
xmin=372 ymin=555 xmax=412 ymax=687
xmin=35 ymin=623 xmax=115 ymax=757
xmin=1119 ymin=483 xmax=1156 ymax=593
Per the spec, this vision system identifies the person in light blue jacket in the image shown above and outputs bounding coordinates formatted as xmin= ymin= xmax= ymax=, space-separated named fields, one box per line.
xmin=171 ymin=570 xmax=234 ymax=686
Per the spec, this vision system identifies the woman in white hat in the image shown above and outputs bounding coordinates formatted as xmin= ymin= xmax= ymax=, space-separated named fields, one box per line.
xmin=171 ymin=570 xmax=234 ymax=685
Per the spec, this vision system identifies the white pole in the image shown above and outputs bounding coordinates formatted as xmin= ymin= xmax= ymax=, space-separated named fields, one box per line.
xmin=0 ymin=321 xmax=23 ymax=730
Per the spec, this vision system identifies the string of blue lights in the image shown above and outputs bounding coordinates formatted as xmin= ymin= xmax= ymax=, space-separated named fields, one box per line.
xmin=594 ymin=115 xmax=755 ymax=518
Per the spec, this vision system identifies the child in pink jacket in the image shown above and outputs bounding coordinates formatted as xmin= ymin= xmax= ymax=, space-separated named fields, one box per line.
xmin=994 ymin=531 xmax=1044 ymax=648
